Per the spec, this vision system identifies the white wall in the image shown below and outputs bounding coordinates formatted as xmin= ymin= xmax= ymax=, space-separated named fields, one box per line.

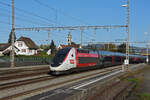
xmin=47 ymin=49 xmax=51 ymax=55
xmin=2 ymin=46 xmax=19 ymax=55
xmin=0 ymin=52 xmax=3 ymax=56
xmin=15 ymin=41 xmax=37 ymax=55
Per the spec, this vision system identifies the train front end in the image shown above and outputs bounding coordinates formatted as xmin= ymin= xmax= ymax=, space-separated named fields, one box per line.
xmin=49 ymin=47 xmax=76 ymax=75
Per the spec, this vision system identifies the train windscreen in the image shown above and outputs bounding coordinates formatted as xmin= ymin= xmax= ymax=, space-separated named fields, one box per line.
xmin=51 ymin=48 xmax=71 ymax=67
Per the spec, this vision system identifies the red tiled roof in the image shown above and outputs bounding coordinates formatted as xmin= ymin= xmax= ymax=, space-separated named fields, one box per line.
xmin=58 ymin=44 xmax=80 ymax=49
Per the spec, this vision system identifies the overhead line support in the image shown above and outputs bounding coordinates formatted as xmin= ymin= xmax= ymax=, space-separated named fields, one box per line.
xmin=15 ymin=25 xmax=127 ymax=31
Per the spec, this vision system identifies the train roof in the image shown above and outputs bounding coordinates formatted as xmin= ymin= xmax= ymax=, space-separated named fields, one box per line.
xmin=62 ymin=47 xmax=146 ymax=58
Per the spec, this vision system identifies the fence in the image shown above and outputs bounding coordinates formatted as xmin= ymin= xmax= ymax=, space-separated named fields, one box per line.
xmin=0 ymin=56 xmax=51 ymax=67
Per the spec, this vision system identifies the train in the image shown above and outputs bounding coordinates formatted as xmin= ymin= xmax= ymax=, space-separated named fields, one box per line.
xmin=49 ymin=47 xmax=146 ymax=75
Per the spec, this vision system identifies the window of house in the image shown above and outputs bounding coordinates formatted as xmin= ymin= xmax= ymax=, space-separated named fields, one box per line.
xmin=22 ymin=49 xmax=26 ymax=53
xmin=18 ymin=42 xmax=23 ymax=47
xmin=29 ymin=50 xmax=32 ymax=53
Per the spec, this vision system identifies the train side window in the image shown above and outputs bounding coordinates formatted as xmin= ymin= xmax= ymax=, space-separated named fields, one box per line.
xmin=77 ymin=49 xmax=89 ymax=53
xmin=115 ymin=57 xmax=121 ymax=62
xmin=104 ymin=57 xmax=112 ymax=61
xmin=89 ymin=50 xmax=97 ymax=54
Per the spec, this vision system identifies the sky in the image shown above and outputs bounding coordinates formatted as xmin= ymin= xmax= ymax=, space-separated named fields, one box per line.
xmin=0 ymin=0 xmax=150 ymax=47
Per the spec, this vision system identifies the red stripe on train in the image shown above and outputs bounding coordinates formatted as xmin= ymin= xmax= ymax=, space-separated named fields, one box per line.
xmin=77 ymin=62 xmax=97 ymax=67
xmin=77 ymin=53 xmax=98 ymax=58
xmin=75 ymin=48 xmax=78 ymax=66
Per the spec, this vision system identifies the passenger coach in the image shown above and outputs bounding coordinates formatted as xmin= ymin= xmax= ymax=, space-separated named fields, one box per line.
xmin=50 ymin=47 xmax=145 ymax=75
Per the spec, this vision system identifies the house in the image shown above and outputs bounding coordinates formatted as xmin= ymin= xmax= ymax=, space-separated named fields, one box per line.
xmin=0 ymin=43 xmax=19 ymax=56
xmin=0 ymin=43 xmax=10 ymax=56
xmin=46 ymin=49 xmax=51 ymax=55
xmin=0 ymin=36 xmax=38 ymax=56
xmin=57 ymin=42 xmax=80 ymax=50
xmin=15 ymin=36 xmax=38 ymax=55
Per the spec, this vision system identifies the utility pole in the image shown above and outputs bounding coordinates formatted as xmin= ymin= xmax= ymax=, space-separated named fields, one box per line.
xmin=126 ymin=0 xmax=130 ymax=71
xmin=80 ymin=29 xmax=83 ymax=48
xmin=11 ymin=0 xmax=15 ymax=68
xmin=145 ymin=32 xmax=149 ymax=64
xmin=108 ymin=42 xmax=110 ymax=51
xmin=94 ymin=28 xmax=96 ymax=42
xmin=122 ymin=0 xmax=130 ymax=71
xmin=48 ymin=30 xmax=50 ymax=45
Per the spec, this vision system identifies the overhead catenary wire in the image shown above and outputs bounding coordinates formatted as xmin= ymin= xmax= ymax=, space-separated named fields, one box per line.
xmin=0 ymin=12 xmax=51 ymax=26
xmin=0 ymin=7 xmax=54 ymax=27
xmin=0 ymin=20 xmax=24 ymax=27
xmin=33 ymin=0 xmax=90 ymax=25
xmin=0 ymin=0 xmax=129 ymax=47
xmin=0 ymin=1 xmax=64 ymax=26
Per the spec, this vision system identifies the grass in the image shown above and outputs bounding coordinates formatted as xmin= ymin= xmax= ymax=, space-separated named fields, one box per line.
xmin=137 ymin=93 xmax=150 ymax=100
xmin=126 ymin=65 xmax=150 ymax=100
xmin=127 ymin=77 xmax=140 ymax=85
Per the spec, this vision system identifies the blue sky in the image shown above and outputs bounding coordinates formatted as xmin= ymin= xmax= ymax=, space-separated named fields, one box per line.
xmin=0 ymin=0 xmax=150 ymax=47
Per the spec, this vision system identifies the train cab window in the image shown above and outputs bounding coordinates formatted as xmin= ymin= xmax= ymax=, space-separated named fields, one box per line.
xmin=51 ymin=48 xmax=71 ymax=67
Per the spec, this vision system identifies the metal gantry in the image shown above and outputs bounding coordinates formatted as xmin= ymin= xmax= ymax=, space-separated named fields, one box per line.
xmin=15 ymin=25 xmax=127 ymax=31
xmin=122 ymin=0 xmax=130 ymax=71
xmin=126 ymin=0 xmax=130 ymax=71
xmin=145 ymin=32 xmax=149 ymax=63
xmin=15 ymin=25 xmax=127 ymax=48
xmin=86 ymin=41 xmax=147 ymax=44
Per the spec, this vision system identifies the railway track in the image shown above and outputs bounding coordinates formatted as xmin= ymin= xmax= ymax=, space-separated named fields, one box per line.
xmin=0 ymin=76 xmax=55 ymax=90
xmin=0 ymin=65 xmax=49 ymax=75
xmin=0 ymin=66 xmax=49 ymax=81
xmin=0 ymin=70 xmax=49 ymax=81
xmin=0 ymin=65 xmax=122 ymax=100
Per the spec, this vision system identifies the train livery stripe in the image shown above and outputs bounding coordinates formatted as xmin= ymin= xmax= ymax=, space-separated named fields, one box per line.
xmin=77 ymin=62 xmax=97 ymax=67
xmin=77 ymin=53 xmax=98 ymax=58
xmin=112 ymin=56 xmax=114 ymax=65
xmin=76 ymin=52 xmax=98 ymax=67
xmin=75 ymin=48 xmax=78 ymax=66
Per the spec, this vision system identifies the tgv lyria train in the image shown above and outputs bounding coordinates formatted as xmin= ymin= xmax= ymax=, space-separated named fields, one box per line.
xmin=49 ymin=47 xmax=145 ymax=75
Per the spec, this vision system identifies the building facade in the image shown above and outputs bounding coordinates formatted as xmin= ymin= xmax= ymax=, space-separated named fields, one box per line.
xmin=15 ymin=37 xmax=38 ymax=55
xmin=0 ymin=36 xmax=38 ymax=56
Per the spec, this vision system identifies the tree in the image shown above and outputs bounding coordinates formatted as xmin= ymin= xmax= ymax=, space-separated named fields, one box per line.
xmin=50 ymin=40 xmax=56 ymax=54
xmin=40 ymin=44 xmax=50 ymax=49
xmin=117 ymin=43 xmax=126 ymax=53
xmin=8 ymin=30 xmax=16 ymax=43
xmin=101 ymin=43 xmax=117 ymax=52
xmin=108 ymin=43 xmax=117 ymax=52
